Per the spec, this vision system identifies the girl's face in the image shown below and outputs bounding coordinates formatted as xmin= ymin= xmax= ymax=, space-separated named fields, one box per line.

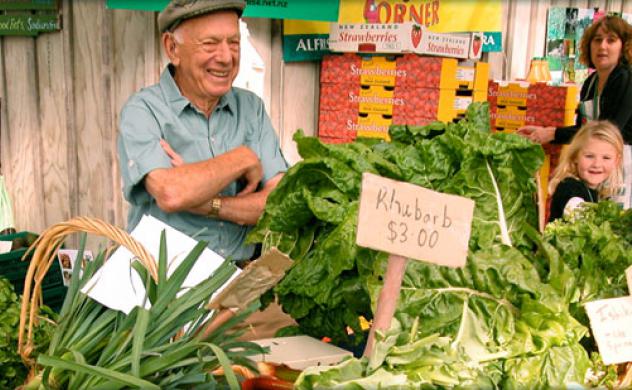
xmin=590 ymin=26 xmax=623 ymax=72
xmin=575 ymin=136 xmax=619 ymax=189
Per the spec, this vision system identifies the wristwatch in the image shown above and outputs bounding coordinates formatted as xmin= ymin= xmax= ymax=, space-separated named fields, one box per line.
xmin=207 ymin=197 xmax=222 ymax=219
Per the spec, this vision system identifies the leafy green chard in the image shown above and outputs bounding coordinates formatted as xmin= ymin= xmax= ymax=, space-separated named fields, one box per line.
xmin=249 ymin=102 xmax=543 ymax=346
xmin=534 ymin=202 xmax=632 ymax=328
xmin=0 ymin=277 xmax=55 ymax=389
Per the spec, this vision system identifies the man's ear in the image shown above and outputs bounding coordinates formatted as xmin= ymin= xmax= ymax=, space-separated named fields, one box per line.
xmin=162 ymin=32 xmax=180 ymax=65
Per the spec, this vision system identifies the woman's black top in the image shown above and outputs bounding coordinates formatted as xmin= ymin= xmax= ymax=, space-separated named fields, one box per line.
xmin=554 ymin=63 xmax=632 ymax=145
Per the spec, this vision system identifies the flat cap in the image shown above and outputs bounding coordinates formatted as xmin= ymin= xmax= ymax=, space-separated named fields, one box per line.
xmin=158 ymin=0 xmax=246 ymax=32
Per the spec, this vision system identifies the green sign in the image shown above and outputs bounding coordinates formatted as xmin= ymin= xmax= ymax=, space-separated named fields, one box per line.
xmin=283 ymin=33 xmax=329 ymax=62
xmin=106 ymin=0 xmax=168 ymax=11
xmin=106 ymin=0 xmax=340 ymax=21
xmin=0 ymin=0 xmax=58 ymax=10
xmin=0 ymin=0 xmax=60 ymax=36
xmin=0 ymin=14 xmax=59 ymax=35
xmin=483 ymin=31 xmax=502 ymax=52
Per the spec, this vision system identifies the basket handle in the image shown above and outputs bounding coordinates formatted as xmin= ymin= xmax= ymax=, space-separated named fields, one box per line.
xmin=18 ymin=216 xmax=156 ymax=364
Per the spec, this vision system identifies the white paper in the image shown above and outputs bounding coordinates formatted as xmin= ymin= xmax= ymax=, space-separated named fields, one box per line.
xmin=0 ymin=240 xmax=12 ymax=255
xmin=82 ymin=215 xmax=239 ymax=314
xmin=585 ymin=296 xmax=632 ymax=365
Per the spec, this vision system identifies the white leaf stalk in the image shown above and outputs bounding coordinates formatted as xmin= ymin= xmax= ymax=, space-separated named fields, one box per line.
xmin=0 ymin=176 xmax=15 ymax=232
xmin=485 ymin=159 xmax=512 ymax=246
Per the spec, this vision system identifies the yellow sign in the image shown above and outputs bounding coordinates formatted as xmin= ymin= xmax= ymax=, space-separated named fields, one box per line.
xmin=285 ymin=0 xmax=501 ymax=35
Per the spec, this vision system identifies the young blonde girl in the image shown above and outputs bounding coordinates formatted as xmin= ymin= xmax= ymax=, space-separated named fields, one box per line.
xmin=548 ymin=120 xmax=624 ymax=222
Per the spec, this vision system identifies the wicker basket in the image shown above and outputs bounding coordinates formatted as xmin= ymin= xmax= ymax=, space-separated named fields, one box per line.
xmin=17 ymin=216 xmax=156 ymax=366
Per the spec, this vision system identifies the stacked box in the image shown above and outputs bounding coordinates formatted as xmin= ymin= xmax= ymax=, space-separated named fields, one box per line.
xmin=487 ymin=80 xmax=577 ymax=227
xmin=487 ymin=80 xmax=578 ymax=132
xmin=319 ymin=53 xmax=488 ymax=142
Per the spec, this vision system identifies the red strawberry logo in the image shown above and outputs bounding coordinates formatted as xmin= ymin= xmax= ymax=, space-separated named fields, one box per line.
xmin=472 ymin=35 xmax=482 ymax=57
xmin=411 ymin=25 xmax=422 ymax=48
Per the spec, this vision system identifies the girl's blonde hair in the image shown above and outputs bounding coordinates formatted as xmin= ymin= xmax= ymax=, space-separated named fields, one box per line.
xmin=549 ymin=120 xmax=624 ymax=199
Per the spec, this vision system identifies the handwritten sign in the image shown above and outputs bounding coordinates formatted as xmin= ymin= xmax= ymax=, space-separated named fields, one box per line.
xmin=356 ymin=172 xmax=474 ymax=268
xmin=585 ymin=296 xmax=632 ymax=365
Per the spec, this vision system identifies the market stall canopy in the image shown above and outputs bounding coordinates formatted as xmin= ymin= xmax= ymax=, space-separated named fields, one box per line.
xmin=106 ymin=0 xmax=340 ymax=21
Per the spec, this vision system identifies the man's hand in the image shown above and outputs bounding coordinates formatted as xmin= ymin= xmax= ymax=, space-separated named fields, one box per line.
xmin=237 ymin=146 xmax=263 ymax=196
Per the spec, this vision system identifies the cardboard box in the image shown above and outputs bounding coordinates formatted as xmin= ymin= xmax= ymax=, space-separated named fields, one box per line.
xmin=321 ymin=54 xmax=458 ymax=89
xmin=489 ymin=105 xmax=533 ymax=129
xmin=250 ymin=336 xmax=353 ymax=370
xmin=319 ymin=83 xmax=400 ymax=115
xmin=320 ymin=82 xmax=487 ymax=123
xmin=321 ymin=54 xmax=488 ymax=91
xmin=528 ymin=82 xmax=579 ymax=110
xmin=455 ymin=62 xmax=489 ymax=91
xmin=489 ymin=104 xmax=575 ymax=128
xmin=321 ymin=54 xmax=401 ymax=87
xmin=488 ymin=80 xmax=579 ymax=109
xmin=487 ymin=80 xmax=530 ymax=107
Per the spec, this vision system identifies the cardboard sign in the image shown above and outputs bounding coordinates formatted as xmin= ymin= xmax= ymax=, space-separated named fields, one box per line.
xmin=356 ymin=172 xmax=474 ymax=267
xmin=585 ymin=296 xmax=632 ymax=365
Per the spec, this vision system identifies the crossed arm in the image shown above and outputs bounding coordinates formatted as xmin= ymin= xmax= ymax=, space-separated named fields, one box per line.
xmin=144 ymin=141 xmax=282 ymax=226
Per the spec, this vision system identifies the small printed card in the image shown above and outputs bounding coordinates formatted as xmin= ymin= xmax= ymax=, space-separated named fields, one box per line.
xmin=57 ymin=249 xmax=93 ymax=286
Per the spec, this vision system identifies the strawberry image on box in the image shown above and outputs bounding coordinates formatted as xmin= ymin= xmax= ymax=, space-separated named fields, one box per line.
xmin=411 ymin=25 xmax=422 ymax=48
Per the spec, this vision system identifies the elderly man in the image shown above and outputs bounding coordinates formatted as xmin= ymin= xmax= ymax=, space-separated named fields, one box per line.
xmin=117 ymin=0 xmax=288 ymax=262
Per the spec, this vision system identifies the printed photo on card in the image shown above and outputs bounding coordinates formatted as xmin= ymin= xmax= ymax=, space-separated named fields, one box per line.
xmin=57 ymin=249 xmax=93 ymax=286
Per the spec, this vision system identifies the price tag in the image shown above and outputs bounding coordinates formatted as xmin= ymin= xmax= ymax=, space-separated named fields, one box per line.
xmin=356 ymin=172 xmax=474 ymax=268
xmin=585 ymin=296 xmax=632 ymax=365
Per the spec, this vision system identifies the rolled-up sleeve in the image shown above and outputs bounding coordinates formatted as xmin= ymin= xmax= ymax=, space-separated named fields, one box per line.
xmin=118 ymin=100 xmax=172 ymax=205
xmin=254 ymin=103 xmax=289 ymax=184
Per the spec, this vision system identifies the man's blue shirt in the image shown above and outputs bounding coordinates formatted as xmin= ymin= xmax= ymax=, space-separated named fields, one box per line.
xmin=118 ymin=65 xmax=288 ymax=261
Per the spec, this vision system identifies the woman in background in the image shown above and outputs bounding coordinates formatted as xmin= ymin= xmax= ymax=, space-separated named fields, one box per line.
xmin=519 ymin=15 xmax=632 ymax=209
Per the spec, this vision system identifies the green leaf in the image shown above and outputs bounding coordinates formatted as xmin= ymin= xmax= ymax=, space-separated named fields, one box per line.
xmin=38 ymin=354 xmax=160 ymax=389
xmin=131 ymin=308 xmax=150 ymax=377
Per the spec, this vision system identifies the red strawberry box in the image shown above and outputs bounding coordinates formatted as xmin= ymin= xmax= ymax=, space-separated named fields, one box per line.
xmin=318 ymin=109 xmax=360 ymax=139
xmin=527 ymin=106 xmax=576 ymax=127
xmin=488 ymin=81 xmax=578 ymax=110
xmin=320 ymin=53 xmax=464 ymax=90
xmin=318 ymin=136 xmax=356 ymax=144
xmin=391 ymin=87 xmax=442 ymax=119
xmin=319 ymin=83 xmax=400 ymax=115
xmin=489 ymin=103 xmax=575 ymax=128
xmin=320 ymin=53 xmax=400 ymax=87
xmin=527 ymin=82 xmax=579 ymax=110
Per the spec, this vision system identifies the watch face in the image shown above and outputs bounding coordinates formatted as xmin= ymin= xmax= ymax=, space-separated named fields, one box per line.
xmin=208 ymin=197 xmax=222 ymax=218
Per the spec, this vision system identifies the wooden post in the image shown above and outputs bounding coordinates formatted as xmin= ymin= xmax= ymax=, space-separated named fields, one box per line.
xmin=363 ymin=254 xmax=408 ymax=357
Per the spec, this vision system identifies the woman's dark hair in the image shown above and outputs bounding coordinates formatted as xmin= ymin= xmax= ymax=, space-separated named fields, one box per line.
xmin=578 ymin=15 xmax=632 ymax=68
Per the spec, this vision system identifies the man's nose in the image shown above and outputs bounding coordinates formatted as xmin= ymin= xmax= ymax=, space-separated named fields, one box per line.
xmin=215 ymin=41 xmax=232 ymax=63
